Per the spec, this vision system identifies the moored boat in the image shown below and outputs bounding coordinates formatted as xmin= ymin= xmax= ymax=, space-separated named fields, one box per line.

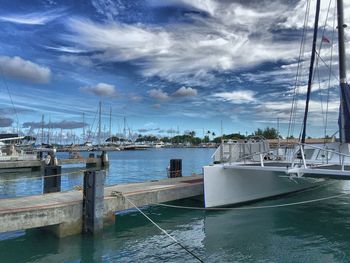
xmin=204 ymin=0 xmax=350 ymax=207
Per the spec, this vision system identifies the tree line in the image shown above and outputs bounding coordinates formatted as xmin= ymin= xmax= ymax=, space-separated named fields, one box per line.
xmin=106 ymin=127 xmax=279 ymax=145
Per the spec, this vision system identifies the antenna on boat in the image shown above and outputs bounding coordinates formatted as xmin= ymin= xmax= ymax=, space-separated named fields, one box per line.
xmin=301 ymin=0 xmax=321 ymax=144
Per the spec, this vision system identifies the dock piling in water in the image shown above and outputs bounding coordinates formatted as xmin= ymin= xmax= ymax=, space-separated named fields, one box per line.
xmin=169 ymin=159 xmax=182 ymax=178
xmin=82 ymin=170 xmax=105 ymax=235
xmin=43 ymin=150 xmax=61 ymax=194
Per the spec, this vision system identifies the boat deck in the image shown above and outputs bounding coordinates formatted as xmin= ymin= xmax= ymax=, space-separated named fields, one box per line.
xmin=227 ymin=162 xmax=350 ymax=180
xmin=238 ymin=162 xmax=350 ymax=171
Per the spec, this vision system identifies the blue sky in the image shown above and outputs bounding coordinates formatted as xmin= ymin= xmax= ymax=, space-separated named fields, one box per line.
xmin=0 ymin=0 xmax=349 ymax=141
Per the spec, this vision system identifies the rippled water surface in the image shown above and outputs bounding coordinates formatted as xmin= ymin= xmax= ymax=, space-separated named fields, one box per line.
xmin=1 ymin=148 xmax=350 ymax=262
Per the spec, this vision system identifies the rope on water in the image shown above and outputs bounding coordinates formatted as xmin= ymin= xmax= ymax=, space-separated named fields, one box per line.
xmin=122 ymin=194 xmax=205 ymax=263
xmin=154 ymin=191 xmax=350 ymax=211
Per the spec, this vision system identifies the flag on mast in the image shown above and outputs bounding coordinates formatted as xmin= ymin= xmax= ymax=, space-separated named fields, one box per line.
xmin=322 ymin=36 xmax=330 ymax=43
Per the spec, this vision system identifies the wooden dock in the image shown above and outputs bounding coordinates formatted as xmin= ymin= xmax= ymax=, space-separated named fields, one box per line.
xmin=0 ymin=175 xmax=203 ymax=237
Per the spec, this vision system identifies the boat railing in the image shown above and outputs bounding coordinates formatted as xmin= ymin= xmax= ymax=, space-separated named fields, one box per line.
xmin=213 ymin=140 xmax=271 ymax=164
xmin=290 ymin=143 xmax=350 ymax=171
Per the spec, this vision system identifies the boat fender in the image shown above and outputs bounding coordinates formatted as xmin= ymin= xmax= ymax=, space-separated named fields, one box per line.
xmin=103 ymin=152 xmax=109 ymax=163
xmin=45 ymin=155 xmax=51 ymax=165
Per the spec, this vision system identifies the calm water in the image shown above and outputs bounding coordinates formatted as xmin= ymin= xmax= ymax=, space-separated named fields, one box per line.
xmin=1 ymin=148 xmax=350 ymax=262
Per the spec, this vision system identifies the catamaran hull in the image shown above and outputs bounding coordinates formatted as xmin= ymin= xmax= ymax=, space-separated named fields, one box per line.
xmin=203 ymin=164 xmax=323 ymax=208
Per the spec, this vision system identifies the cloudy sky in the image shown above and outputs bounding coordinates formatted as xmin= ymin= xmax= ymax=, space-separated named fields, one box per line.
xmin=0 ymin=0 xmax=349 ymax=139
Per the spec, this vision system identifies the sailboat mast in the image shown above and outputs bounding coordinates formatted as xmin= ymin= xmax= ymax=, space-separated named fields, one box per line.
xmin=41 ymin=114 xmax=44 ymax=145
xmin=109 ymin=106 xmax=112 ymax=139
xmin=98 ymin=101 xmax=102 ymax=147
xmin=301 ymin=0 xmax=321 ymax=144
xmin=337 ymin=0 xmax=350 ymax=143
xmin=82 ymin=112 xmax=85 ymax=143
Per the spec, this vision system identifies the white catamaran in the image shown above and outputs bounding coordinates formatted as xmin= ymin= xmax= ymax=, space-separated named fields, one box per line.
xmin=204 ymin=0 xmax=350 ymax=207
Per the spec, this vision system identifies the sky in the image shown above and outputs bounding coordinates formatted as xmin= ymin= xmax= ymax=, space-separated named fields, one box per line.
xmin=0 ymin=0 xmax=349 ymax=142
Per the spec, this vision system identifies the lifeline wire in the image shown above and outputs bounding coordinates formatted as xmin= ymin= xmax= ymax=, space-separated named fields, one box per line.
xmin=123 ymin=195 xmax=205 ymax=263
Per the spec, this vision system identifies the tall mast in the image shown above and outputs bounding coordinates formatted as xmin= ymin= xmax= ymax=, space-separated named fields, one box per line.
xmin=41 ymin=114 xmax=44 ymax=145
xmin=109 ymin=106 xmax=112 ymax=139
xmin=82 ymin=112 xmax=85 ymax=143
xmin=123 ymin=116 xmax=126 ymax=140
xmin=337 ymin=0 xmax=350 ymax=143
xmin=301 ymin=0 xmax=321 ymax=144
xmin=98 ymin=101 xmax=102 ymax=147
xmin=47 ymin=115 xmax=51 ymax=145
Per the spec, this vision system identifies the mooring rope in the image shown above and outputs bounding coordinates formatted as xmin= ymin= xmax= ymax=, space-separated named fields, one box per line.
xmin=122 ymin=194 xmax=205 ymax=263
xmin=155 ymin=191 xmax=350 ymax=211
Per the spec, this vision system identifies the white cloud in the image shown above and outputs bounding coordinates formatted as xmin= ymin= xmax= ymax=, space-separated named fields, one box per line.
xmin=279 ymin=0 xmax=350 ymax=29
xmin=63 ymin=1 xmax=300 ymax=86
xmin=45 ymin=46 xmax=86 ymax=54
xmin=130 ymin=95 xmax=143 ymax=102
xmin=213 ymin=90 xmax=256 ymax=104
xmin=91 ymin=0 xmax=121 ymax=21
xmin=148 ymin=88 xmax=170 ymax=101
xmin=80 ymin=82 xmax=117 ymax=96
xmin=0 ymin=10 xmax=63 ymax=25
xmin=59 ymin=55 xmax=93 ymax=67
xmin=0 ymin=56 xmax=51 ymax=83
xmin=173 ymin=86 xmax=198 ymax=97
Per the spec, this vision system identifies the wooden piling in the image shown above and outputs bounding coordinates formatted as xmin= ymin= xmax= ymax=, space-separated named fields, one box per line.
xmin=82 ymin=170 xmax=105 ymax=234
xmin=43 ymin=151 xmax=61 ymax=194
xmin=169 ymin=159 xmax=182 ymax=178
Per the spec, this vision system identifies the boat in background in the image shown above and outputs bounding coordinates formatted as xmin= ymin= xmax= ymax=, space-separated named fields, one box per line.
xmin=154 ymin=141 xmax=165 ymax=148
xmin=204 ymin=0 xmax=350 ymax=207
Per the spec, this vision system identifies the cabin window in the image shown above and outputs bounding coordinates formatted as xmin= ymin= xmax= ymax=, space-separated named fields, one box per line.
xmin=303 ymin=149 xmax=315 ymax=159
xmin=316 ymin=149 xmax=334 ymax=160
xmin=296 ymin=149 xmax=314 ymax=160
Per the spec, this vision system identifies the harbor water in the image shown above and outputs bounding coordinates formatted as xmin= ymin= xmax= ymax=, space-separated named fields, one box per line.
xmin=1 ymin=148 xmax=350 ymax=262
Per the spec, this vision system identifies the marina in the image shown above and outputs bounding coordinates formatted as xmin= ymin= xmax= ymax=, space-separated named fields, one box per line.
xmin=1 ymin=0 xmax=350 ymax=262
xmin=1 ymin=148 xmax=350 ymax=262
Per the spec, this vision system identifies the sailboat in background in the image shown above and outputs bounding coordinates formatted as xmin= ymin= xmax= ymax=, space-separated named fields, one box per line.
xmin=204 ymin=0 xmax=350 ymax=207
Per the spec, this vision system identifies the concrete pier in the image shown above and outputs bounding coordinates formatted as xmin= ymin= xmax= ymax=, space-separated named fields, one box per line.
xmin=0 ymin=175 xmax=203 ymax=237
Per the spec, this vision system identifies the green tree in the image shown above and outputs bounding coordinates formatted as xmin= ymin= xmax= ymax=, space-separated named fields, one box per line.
xmin=254 ymin=127 xmax=278 ymax=139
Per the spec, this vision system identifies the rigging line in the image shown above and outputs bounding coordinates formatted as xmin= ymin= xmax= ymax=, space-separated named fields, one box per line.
xmin=288 ymin=0 xmax=311 ymax=140
xmin=154 ymin=191 xmax=350 ymax=211
xmin=315 ymin=51 xmax=340 ymax=82
xmin=0 ymin=65 xmax=19 ymax=130
xmin=316 ymin=62 xmax=327 ymax=129
xmin=325 ymin=2 xmax=337 ymax=140
xmin=301 ymin=0 xmax=322 ymax=144
xmin=86 ymin=108 xmax=98 ymax=142
xmin=312 ymin=0 xmax=333 ymax=133
xmin=296 ymin=0 xmax=313 ymax=141
xmin=123 ymin=195 xmax=205 ymax=263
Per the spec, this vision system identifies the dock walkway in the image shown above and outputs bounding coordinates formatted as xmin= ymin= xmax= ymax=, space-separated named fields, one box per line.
xmin=0 ymin=175 xmax=203 ymax=237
